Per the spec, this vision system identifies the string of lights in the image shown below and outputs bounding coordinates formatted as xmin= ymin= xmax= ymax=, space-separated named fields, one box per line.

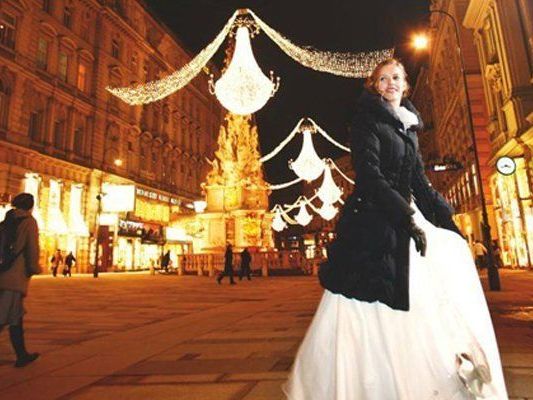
xmin=328 ymin=158 xmax=355 ymax=185
xmin=309 ymin=118 xmax=351 ymax=152
xmin=260 ymin=118 xmax=304 ymax=162
xmin=106 ymin=11 xmax=238 ymax=105
xmin=268 ymin=177 xmax=303 ymax=190
xmin=248 ymin=10 xmax=394 ymax=78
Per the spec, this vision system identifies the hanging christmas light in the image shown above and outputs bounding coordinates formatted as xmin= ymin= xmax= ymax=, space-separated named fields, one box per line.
xmin=289 ymin=126 xmax=325 ymax=182
xmin=272 ymin=208 xmax=288 ymax=232
xmin=294 ymin=201 xmax=313 ymax=226
xmin=317 ymin=161 xmax=343 ymax=205
xmin=317 ymin=202 xmax=338 ymax=221
xmin=209 ymin=25 xmax=280 ymax=115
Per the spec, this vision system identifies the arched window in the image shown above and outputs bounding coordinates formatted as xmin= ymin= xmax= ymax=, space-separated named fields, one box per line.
xmin=27 ymin=93 xmax=46 ymax=143
xmin=0 ymin=79 xmax=10 ymax=129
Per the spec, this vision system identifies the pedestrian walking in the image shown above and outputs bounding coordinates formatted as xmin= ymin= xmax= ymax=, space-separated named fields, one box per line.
xmin=217 ymin=243 xmax=235 ymax=285
xmin=239 ymin=247 xmax=252 ymax=281
xmin=50 ymin=249 xmax=63 ymax=277
xmin=64 ymin=251 xmax=76 ymax=277
xmin=0 ymin=193 xmax=41 ymax=367
xmin=473 ymin=240 xmax=488 ymax=269
xmin=161 ymin=250 xmax=171 ymax=272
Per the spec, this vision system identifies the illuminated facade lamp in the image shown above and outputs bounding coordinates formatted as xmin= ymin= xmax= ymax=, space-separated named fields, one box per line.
xmin=289 ymin=129 xmax=325 ymax=182
xmin=294 ymin=201 xmax=312 ymax=226
xmin=272 ymin=209 xmax=287 ymax=232
xmin=210 ymin=25 xmax=280 ymax=115
xmin=318 ymin=202 xmax=338 ymax=221
xmin=113 ymin=158 xmax=123 ymax=167
xmin=193 ymin=200 xmax=207 ymax=213
xmin=317 ymin=162 xmax=343 ymax=205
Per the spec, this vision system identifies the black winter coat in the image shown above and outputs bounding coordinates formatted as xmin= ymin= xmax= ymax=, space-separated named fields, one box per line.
xmin=319 ymin=90 xmax=461 ymax=311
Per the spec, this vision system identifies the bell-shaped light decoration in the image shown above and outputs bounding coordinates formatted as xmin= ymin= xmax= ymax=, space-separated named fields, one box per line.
xmin=318 ymin=202 xmax=338 ymax=221
xmin=212 ymin=26 xmax=280 ymax=115
xmin=295 ymin=202 xmax=313 ymax=226
xmin=272 ymin=209 xmax=287 ymax=232
xmin=289 ymin=130 xmax=325 ymax=182
xmin=317 ymin=163 xmax=343 ymax=205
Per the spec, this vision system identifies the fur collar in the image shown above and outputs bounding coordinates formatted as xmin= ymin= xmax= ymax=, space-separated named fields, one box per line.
xmin=356 ymin=89 xmax=424 ymax=132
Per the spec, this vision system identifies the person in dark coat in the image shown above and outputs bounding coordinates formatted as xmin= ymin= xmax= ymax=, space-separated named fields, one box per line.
xmin=284 ymin=59 xmax=508 ymax=399
xmin=239 ymin=247 xmax=252 ymax=281
xmin=50 ymin=249 xmax=63 ymax=277
xmin=217 ymin=243 xmax=235 ymax=285
xmin=319 ymin=63 xmax=461 ymax=311
xmin=63 ymin=251 xmax=76 ymax=277
xmin=161 ymin=250 xmax=171 ymax=272
xmin=0 ymin=193 xmax=41 ymax=367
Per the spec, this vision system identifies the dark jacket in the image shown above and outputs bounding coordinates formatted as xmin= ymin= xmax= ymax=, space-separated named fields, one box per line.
xmin=224 ymin=247 xmax=233 ymax=272
xmin=240 ymin=249 xmax=251 ymax=269
xmin=319 ymin=90 xmax=461 ymax=311
xmin=0 ymin=209 xmax=41 ymax=295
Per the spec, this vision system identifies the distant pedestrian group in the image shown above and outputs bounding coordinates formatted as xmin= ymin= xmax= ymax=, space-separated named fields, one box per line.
xmin=51 ymin=249 xmax=76 ymax=277
xmin=217 ymin=245 xmax=253 ymax=285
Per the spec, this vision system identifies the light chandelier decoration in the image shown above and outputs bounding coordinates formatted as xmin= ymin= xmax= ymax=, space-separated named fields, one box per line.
xmin=317 ymin=160 xmax=343 ymax=205
xmin=265 ymin=118 xmax=356 ymax=231
xmin=289 ymin=128 xmax=325 ymax=182
xmin=107 ymin=9 xmax=392 ymax=113
xmin=209 ymin=24 xmax=280 ymax=115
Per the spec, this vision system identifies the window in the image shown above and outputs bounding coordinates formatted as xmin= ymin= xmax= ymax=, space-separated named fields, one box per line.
xmin=81 ymin=10 xmax=91 ymax=41
xmin=127 ymin=140 xmax=133 ymax=151
xmin=0 ymin=80 xmax=9 ymax=128
xmin=37 ymin=38 xmax=49 ymax=70
xmin=111 ymin=39 xmax=120 ymax=59
xmin=53 ymin=119 xmax=66 ymax=149
xmin=58 ymin=52 xmax=68 ymax=82
xmin=73 ymin=126 xmax=84 ymax=155
xmin=42 ymin=0 xmax=52 ymax=13
xmin=63 ymin=7 xmax=72 ymax=28
xmin=77 ymin=63 xmax=87 ymax=91
xmin=29 ymin=110 xmax=44 ymax=142
xmin=0 ymin=13 xmax=16 ymax=50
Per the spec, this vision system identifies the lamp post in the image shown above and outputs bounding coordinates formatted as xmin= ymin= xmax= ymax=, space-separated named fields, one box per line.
xmin=92 ymin=157 xmax=122 ymax=278
xmin=413 ymin=9 xmax=501 ymax=290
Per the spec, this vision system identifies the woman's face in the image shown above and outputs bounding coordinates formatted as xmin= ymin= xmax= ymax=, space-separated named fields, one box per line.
xmin=375 ymin=64 xmax=407 ymax=105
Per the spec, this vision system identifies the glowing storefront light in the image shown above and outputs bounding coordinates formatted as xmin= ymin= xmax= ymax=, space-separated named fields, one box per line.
xmin=210 ymin=26 xmax=279 ymax=115
xmin=193 ymin=200 xmax=207 ymax=213
xmin=23 ymin=173 xmax=44 ymax=230
xmin=47 ymin=180 xmax=69 ymax=235
xmin=317 ymin=162 xmax=343 ymax=205
xmin=69 ymin=185 xmax=89 ymax=237
xmin=101 ymin=184 xmax=135 ymax=213
xmin=289 ymin=130 xmax=325 ymax=182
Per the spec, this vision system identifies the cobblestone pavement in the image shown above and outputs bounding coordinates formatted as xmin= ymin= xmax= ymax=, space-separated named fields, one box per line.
xmin=0 ymin=270 xmax=531 ymax=400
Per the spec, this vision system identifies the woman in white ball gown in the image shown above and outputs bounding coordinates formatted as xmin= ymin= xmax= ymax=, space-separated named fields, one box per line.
xmin=283 ymin=58 xmax=508 ymax=400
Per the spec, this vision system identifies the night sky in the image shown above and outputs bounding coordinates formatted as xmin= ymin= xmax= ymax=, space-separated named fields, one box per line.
xmin=146 ymin=0 xmax=431 ymax=205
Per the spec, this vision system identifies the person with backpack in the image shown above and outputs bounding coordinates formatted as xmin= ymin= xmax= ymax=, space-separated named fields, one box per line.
xmin=0 ymin=193 xmax=41 ymax=367
xmin=64 ymin=251 xmax=76 ymax=277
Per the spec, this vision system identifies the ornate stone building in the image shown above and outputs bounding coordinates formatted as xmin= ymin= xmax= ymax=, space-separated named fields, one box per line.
xmin=464 ymin=0 xmax=533 ymax=267
xmin=412 ymin=0 xmax=494 ymax=246
xmin=0 ymin=0 xmax=224 ymax=272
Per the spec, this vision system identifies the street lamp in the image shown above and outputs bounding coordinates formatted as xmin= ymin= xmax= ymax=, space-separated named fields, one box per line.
xmin=413 ymin=9 xmax=501 ymax=290
xmin=93 ymin=158 xmax=122 ymax=278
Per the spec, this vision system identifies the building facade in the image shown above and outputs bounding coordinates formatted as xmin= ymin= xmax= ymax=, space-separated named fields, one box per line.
xmin=0 ymin=0 xmax=224 ymax=272
xmin=412 ymin=0 xmax=495 ymax=248
xmin=464 ymin=0 xmax=533 ymax=267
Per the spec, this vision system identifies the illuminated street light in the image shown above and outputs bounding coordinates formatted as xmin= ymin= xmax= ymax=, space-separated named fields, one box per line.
xmin=113 ymin=158 xmax=123 ymax=167
xmin=412 ymin=33 xmax=430 ymax=50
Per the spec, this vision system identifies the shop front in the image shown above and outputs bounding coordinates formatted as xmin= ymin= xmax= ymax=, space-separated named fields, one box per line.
xmin=491 ymin=157 xmax=533 ymax=268
xmin=165 ymin=226 xmax=193 ymax=268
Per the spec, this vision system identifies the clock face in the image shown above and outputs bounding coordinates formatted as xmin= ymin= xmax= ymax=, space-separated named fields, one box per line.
xmin=496 ymin=156 xmax=516 ymax=176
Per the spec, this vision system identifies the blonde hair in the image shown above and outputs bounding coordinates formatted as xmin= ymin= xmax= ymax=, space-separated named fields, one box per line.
xmin=365 ymin=58 xmax=411 ymax=98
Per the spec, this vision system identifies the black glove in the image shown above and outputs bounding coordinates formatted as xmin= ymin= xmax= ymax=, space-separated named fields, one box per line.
xmin=406 ymin=218 xmax=427 ymax=257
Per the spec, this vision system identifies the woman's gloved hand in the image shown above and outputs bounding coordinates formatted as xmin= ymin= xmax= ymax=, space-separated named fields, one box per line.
xmin=406 ymin=218 xmax=427 ymax=257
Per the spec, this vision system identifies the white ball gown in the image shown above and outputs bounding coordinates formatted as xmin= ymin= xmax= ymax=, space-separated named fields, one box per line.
xmin=283 ymin=204 xmax=508 ymax=400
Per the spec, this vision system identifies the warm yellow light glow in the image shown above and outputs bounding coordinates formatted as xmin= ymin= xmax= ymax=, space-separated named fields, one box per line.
xmin=412 ymin=34 xmax=429 ymax=50
xmin=114 ymin=159 xmax=123 ymax=167
xmin=288 ymin=130 xmax=325 ymax=182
